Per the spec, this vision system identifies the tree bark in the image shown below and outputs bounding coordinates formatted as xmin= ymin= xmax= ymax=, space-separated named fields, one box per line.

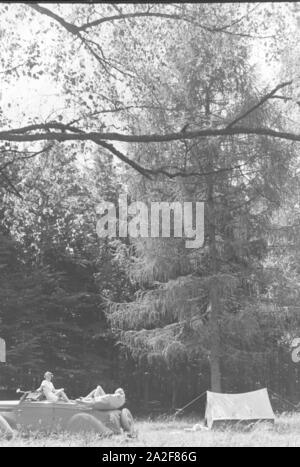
xmin=207 ymin=147 xmax=222 ymax=393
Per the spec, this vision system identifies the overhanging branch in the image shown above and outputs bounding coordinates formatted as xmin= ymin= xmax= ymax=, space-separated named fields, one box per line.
xmin=26 ymin=3 xmax=258 ymax=37
xmin=1 ymin=125 xmax=300 ymax=143
xmin=1 ymin=121 xmax=299 ymax=179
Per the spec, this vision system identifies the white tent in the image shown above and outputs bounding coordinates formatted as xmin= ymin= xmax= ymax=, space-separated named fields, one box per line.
xmin=205 ymin=388 xmax=275 ymax=429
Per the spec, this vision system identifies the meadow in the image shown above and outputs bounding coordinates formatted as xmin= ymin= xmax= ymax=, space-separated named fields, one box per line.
xmin=1 ymin=413 xmax=300 ymax=447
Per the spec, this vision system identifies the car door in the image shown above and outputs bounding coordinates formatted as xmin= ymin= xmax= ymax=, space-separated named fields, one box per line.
xmin=52 ymin=402 xmax=83 ymax=430
xmin=16 ymin=401 xmax=55 ymax=431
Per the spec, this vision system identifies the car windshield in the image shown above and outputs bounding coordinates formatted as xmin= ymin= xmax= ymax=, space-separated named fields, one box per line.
xmin=22 ymin=391 xmax=44 ymax=402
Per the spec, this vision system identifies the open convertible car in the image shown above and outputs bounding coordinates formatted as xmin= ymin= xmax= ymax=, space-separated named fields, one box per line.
xmin=0 ymin=390 xmax=134 ymax=437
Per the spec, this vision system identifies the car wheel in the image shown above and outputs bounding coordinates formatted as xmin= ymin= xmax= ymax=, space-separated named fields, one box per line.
xmin=0 ymin=414 xmax=14 ymax=439
xmin=120 ymin=408 xmax=134 ymax=433
xmin=67 ymin=413 xmax=113 ymax=436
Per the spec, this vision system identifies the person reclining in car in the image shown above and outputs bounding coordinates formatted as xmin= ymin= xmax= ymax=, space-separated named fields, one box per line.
xmin=76 ymin=385 xmax=125 ymax=409
xmin=37 ymin=371 xmax=71 ymax=403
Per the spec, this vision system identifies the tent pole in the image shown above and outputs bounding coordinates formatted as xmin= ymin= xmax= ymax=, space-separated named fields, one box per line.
xmin=174 ymin=390 xmax=207 ymax=417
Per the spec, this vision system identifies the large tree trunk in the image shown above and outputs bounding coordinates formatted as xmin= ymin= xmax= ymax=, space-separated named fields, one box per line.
xmin=207 ymin=147 xmax=222 ymax=393
xmin=209 ymin=291 xmax=222 ymax=392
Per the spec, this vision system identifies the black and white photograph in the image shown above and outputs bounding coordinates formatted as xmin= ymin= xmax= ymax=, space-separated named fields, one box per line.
xmin=0 ymin=1 xmax=299 ymax=449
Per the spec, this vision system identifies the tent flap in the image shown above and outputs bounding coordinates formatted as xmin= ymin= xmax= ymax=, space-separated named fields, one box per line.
xmin=205 ymin=388 xmax=275 ymax=429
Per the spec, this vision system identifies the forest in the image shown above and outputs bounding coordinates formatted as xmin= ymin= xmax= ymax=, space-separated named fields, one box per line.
xmin=0 ymin=3 xmax=300 ymax=414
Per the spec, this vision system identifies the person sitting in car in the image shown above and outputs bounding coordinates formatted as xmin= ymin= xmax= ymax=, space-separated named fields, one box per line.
xmin=37 ymin=371 xmax=71 ymax=403
xmin=77 ymin=385 xmax=125 ymax=409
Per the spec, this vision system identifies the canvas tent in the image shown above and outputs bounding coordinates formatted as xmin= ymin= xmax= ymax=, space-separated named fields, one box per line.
xmin=205 ymin=388 xmax=275 ymax=429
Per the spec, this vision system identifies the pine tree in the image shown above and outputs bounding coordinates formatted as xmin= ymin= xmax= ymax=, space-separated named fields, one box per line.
xmin=105 ymin=5 xmax=298 ymax=405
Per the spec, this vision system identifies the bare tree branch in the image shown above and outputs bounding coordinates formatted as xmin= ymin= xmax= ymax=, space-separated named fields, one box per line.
xmin=0 ymin=78 xmax=298 ymax=179
xmin=27 ymin=3 xmax=130 ymax=77
xmin=269 ymin=95 xmax=300 ymax=106
xmin=0 ymin=119 xmax=299 ymax=180
xmin=25 ymin=1 xmax=273 ymax=86
xmin=27 ymin=3 xmax=80 ymax=35
xmin=95 ymin=140 xmax=152 ymax=179
xmin=226 ymin=81 xmax=293 ymax=129
xmin=1 ymin=123 xmax=300 ymax=144
xmin=78 ymin=11 xmax=217 ymax=32
xmin=0 ymin=145 xmax=53 ymax=197
xmin=77 ymin=3 xmax=271 ymax=39
xmin=66 ymin=104 xmax=182 ymax=126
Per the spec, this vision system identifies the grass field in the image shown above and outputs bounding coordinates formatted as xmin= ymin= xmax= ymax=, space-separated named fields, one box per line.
xmin=1 ymin=413 xmax=300 ymax=447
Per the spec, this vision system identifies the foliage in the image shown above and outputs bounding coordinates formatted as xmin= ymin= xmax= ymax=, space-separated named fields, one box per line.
xmin=0 ymin=3 xmax=299 ymax=408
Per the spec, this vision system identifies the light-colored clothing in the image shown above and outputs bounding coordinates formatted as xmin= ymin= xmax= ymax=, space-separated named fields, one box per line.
xmin=39 ymin=380 xmax=59 ymax=402
xmin=79 ymin=386 xmax=125 ymax=409
xmin=94 ymin=391 xmax=125 ymax=409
